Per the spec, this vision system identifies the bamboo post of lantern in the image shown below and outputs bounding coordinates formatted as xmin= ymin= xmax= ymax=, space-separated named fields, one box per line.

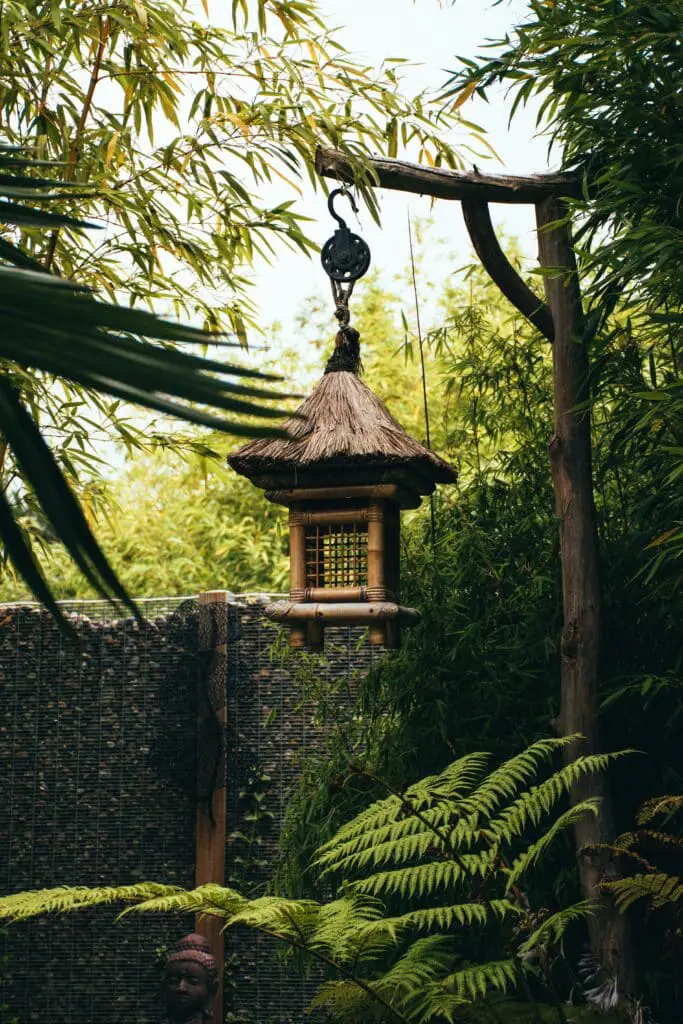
xmin=383 ymin=504 xmax=401 ymax=649
xmin=366 ymin=500 xmax=386 ymax=645
xmin=288 ymin=508 xmax=307 ymax=648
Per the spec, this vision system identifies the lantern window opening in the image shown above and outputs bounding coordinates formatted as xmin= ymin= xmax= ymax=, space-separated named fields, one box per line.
xmin=304 ymin=522 xmax=368 ymax=589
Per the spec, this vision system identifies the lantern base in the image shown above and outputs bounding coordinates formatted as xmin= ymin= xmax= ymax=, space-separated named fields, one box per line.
xmin=264 ymin=601 xmax=419 ymax=651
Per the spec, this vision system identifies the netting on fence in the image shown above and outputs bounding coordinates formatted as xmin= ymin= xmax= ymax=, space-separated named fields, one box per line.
xmin=0 ymin=596 xmax=200 ymax=1024
xmin=0 ymin=594 xmax=381 ymax=1024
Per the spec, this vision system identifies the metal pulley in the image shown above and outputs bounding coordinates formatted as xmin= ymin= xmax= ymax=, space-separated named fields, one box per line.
xmin=320 ymin=188 xmax=371 ymax=284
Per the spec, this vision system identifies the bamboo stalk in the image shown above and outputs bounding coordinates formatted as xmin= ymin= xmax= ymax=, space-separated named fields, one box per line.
xmin=288 ymin=512 xmax=306 ymax=647
xmin=366 ymin=500 xmax=385 ymax=644
xmin=294 ymin=508 xmax=370 ymax=526
xmin=383 ymin=506 xmax=401 ymax=649
xmin=266 ymin=602 xmax=420 ymax=626
xmin=305 ymin=586 xmax=366 ymax=602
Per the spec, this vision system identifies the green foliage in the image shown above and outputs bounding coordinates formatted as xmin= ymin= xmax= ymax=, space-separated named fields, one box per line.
xmin=0 ymin=445 xmax=289 ymax=600
xmin=447 ymin=0 xmax=683 ymax=584
xmin=0 ymin=0 xmax=472 ymax=615
xmin=274 ymin=244 xmax=682 ymax=915
xmin=0 ymin=140 xmax=287 ymax=626
xmin=0 ymin=738 xmax=618 ymax=1022
xmin=597 ymin=793 xmax=683 ymax=1010
xmin=2 ymin=1 xmax=467 ymax=330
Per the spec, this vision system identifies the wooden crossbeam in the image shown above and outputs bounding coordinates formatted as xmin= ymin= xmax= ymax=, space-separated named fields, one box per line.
xmin=315 ymin=147 xmax=582 ymax=205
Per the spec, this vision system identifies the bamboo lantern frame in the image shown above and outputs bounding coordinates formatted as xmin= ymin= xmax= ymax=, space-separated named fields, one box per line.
xmin=262 ymin=484 xmax=416 ymax=651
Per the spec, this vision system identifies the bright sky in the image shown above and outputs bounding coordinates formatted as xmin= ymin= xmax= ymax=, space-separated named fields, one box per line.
xmin=251 ymin=0 xmax=552 ymax=339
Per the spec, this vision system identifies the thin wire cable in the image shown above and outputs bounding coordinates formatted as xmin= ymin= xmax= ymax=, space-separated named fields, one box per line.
xmin=408 ymin=211 xmax=436 ymax=544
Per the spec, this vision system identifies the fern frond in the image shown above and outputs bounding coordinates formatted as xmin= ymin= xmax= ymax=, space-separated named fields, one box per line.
xmin=312 ymin=937 xmax=456 ymax=1024
xmin=455 ymin=737 xmax=576 ymax=825
xmin=315 ymin=807 xmax=454 ymax=874
xmin=219 ymin=892 xmax=324 ymax=943
xmin=486 ymin=753 xmax=617 ymax=845
xmin=310 ymin=980 xmax=383 ymax=1024
xmin=505 ymin=799 xmax=600 ymax=891
xmin=372 ymin=935 xmax=455 ymax=998
xmin=401 ymin=752 xmax=489 ymax=808
xmin=517 ymin=900 xmax=595 ymax=956
xmin=317 ymin=828 xmax=444 ymax=878
xmin=118 ymin=882 xmax=239 ymax=920
xmin=309 ymin=896 xmax=396 ymax=964
xmin=634 ymin=830 xmax=683 ymax=856
xmin=318 ymin=794 xmax=403 ymax=853
xmin=638 ymin=794 xmax=683 ymax=824
xmin=0 ymin=882 xmax=181 ymax=922
xmin=613 ymin=828 xmax=683 ymax=861
xmin=586 ymin=841 xmax=657 ymax=872
xmin=350 ymin=855 xmax=489 ymax=900
xmin=315 ymin=753 xmax=490 ymax=873
xmin=444 ymin=958 xmax=518 ymax=1000
xmin=385 ymin=898 xmax=522 ymax=932
xmin=403 ymin=983 xmax=469 ymax=1024
xmin=603 ymin=873 xmax=683 ymax=912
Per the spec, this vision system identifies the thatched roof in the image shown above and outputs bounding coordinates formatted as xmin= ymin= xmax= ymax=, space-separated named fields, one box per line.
xmin=228 ymin=370 xmax=457 ymax=493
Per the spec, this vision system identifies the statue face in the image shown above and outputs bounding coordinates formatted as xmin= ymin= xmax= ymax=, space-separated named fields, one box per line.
xmin=163 ymin=960 xmax=211 ymax=1021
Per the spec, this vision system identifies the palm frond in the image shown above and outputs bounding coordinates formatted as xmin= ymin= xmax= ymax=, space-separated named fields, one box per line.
xmin=0 ymin=144 xmax=290 ymax=618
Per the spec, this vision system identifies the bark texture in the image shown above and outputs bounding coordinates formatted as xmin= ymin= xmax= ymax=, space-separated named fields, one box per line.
xmin=316 ymin=146 xmax=583 ymax=205
xmin=461 ymin=198 xmax=554 ymax=340
xmin=536 ymin=198 xmax=638 ymax=999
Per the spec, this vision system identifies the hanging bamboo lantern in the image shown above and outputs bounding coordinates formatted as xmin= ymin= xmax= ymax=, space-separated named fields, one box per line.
xmin=227 ymin=191 xmax=457 ymax=651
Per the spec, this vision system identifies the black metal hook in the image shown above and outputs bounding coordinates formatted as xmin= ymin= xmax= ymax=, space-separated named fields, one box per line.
xmin=327 ymin=187 xmax=359 ymax=229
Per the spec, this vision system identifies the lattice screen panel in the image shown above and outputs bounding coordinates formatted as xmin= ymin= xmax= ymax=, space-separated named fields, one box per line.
xmin=304 ymin=522 xmax=368 ymax=588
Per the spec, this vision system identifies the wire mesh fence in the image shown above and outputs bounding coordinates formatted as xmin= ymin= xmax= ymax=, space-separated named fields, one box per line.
xmin=0 ymin=593 xmax=381 ymax=1024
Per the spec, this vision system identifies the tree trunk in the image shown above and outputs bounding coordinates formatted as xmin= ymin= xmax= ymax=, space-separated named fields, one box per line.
xmin=535 ymin=198 xmax=638 ymax=999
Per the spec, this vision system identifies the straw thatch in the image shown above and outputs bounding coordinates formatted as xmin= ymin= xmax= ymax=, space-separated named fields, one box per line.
xmin=228 ymin=370 xmax=457 ymax=493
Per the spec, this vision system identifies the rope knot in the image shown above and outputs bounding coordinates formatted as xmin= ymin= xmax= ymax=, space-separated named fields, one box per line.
xmin=325 ymin=325 xmax=362 ymax=375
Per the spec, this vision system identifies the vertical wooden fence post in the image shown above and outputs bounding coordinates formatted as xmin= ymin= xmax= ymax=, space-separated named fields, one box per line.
xmin=196 ymin=590 xmax=229 ymax=1024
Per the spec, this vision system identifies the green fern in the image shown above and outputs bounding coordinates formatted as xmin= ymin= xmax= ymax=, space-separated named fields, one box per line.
xmin=600 ymin=793 xmax=683 ymax=917
xmin=605 ymin=872 xmax=683 ymax=912
xmin=0 ymin=737 xmax=617 ymax=1023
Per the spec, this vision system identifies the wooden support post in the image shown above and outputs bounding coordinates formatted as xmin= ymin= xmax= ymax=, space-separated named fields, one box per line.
xmin=288 ymin=510 xmax=307 ymax=648
xmin=196 ymin=590 xmax=229 ymax=1024
xmin=536 ymin=200 xmax=637 ymax=996
xmin=383 ymin=505 xmax=401 ymax=649
xmin=366 ymin=500 xmax=386 ymax=645
xmin=305 ymin=620 xmax=324 ymax=651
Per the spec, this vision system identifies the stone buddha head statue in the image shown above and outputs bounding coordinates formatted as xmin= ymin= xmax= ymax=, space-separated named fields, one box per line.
xmin=162 ymin=935 xmax=217 ymax=1023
